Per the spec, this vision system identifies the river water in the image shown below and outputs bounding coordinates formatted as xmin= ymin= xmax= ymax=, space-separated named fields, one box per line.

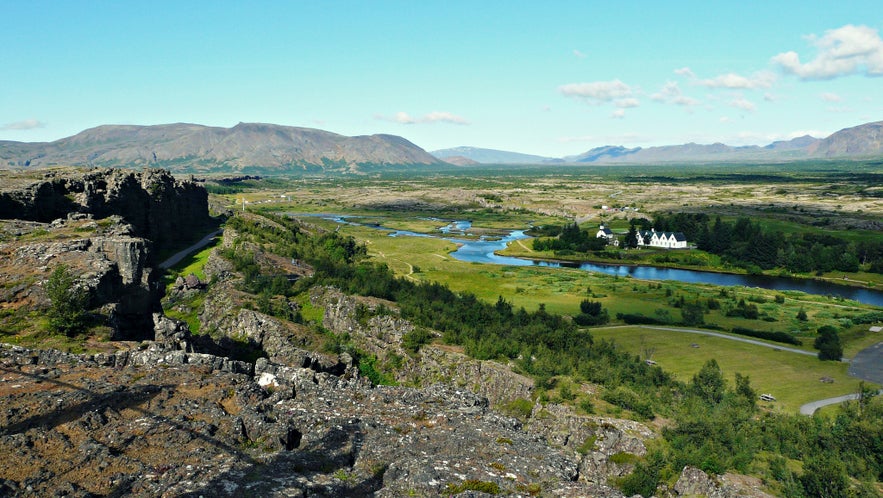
xmin=313 ymin=216 xmax=883 ymax=308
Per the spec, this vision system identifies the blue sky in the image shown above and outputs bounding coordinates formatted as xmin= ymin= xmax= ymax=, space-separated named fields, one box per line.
xmin=2 ymin=1 xmax=881 ymax=156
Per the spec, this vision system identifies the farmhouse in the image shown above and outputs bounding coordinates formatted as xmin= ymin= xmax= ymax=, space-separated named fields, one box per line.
xmin=638 ymin=229 xmax=688 ymax=249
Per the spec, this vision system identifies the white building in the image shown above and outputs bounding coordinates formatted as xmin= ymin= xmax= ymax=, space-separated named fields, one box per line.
xmin=637 ymin=229 xmax=687 ymax=249
xmin=595 ymin=225 xmax=620 ymax=247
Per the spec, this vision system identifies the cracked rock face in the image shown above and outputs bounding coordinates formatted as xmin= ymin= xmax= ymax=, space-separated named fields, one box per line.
xmin=0 ymin=215 xmax=158 ymax=339
xmin=0 ymin=168 xmax=210 ymax=256
xmin=0 ymin=343 xmax=628 ymax=498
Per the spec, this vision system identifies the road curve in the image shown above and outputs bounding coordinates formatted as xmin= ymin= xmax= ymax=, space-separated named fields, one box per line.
xmin=799 ymin=393 xmax=863 ymax=415
xmin=593 ymin=324 xmax=876 ymax=416
xmin=801 ymin=341 xmax=883 ymax=415
xmin=159 ymin=229 xmax=222 ymax=270
xmin=634 ymin=325 xmax=820 ymax=357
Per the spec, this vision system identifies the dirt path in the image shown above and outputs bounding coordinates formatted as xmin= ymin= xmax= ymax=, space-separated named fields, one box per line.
xmin=159 ymin=230 xmax=222 ymax=269
xmin=516 ymin=239 xmax=534 ymax=253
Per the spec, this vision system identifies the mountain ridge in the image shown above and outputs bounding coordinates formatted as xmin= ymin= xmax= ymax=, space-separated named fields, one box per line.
xmin=3 ymin=120 xmax=882 ymax=172
xmin=0 ymin=122 xmax=443 ymax=173
xmin=432 ymin=120 xmax=882 ymax=164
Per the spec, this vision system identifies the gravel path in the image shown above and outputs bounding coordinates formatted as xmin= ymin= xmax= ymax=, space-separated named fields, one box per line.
xmin=159 ymin=229 xmax=222 ymax=269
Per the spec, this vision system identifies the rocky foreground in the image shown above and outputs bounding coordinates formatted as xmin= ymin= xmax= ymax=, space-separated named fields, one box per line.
xmin=0 ymin=321 xmax=773 ymax=497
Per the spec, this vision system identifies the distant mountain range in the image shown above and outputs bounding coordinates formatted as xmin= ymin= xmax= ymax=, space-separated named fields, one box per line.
xmin=0 ymin=122 xmax=443 ymax=173
xmin=430 ymin=146 xmax=552 ymax=165
xmin=432 ymin=121 xmax=883 ymax=165
xmin=1 ymin=120 xmax=881 ymax=173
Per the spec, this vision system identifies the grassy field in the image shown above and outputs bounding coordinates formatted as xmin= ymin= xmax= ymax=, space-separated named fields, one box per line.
xmin=590 ymin=325 xmax=872 ymax=413
xmin=321 ymin=218 xmax=878 ymax=341
xmin=162 ymin=237 xmax=219 ymax=289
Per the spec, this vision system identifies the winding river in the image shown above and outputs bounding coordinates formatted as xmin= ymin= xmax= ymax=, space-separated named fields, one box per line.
xmin=318 ymin=216 xmax=883 ymax=308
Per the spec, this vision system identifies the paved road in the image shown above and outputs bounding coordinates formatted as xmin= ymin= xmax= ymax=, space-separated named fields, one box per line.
xmin=159 ymin=230 xmax=222 ymax=269
xmin=848 ymin=341 xmax=883 ymax=385
xmin=597 ymin=325 xmax=878 ymax=415
xmin=799 ymin=341 xmax=883 ymax=415
xmin=633 ymin=325 xmax=819 ymax=357
xmin=799 ymin=393 xmax=864 ymax=415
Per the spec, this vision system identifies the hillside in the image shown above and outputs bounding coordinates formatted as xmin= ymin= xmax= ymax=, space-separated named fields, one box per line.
xmin=431 ymin=146 xmax=553 ymax=164
xmin=0 ymin=122 xmax=443 ymax=173
xmin=814 ymin=120 xmax=883 ymax=157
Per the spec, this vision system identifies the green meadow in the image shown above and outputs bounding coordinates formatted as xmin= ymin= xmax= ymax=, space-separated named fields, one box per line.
xmin=590 ymin=325 xmax=864 ymax=413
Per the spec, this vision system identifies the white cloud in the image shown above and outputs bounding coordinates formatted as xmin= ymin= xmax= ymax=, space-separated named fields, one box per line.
xmin=651 ymin=81 xmax=680 ymax=101
xmin=697 ymin=71 xmax=776 ymax=89
xmin=651 ymin=81 xmax=700 ymax=107
xmin=375 ymin=111 xmax=470 ymax=125
xmin=674 ymin=67 xmax=695 ymax=78
xmin=763 ymin=92 xmax=777 ymax=102
xmin=719 ymin=116 xmax=731 ymax=123
xmin=391 ymin=112 xmax=416 ymax=124
xmin=615 ymin=98 xmax=640 ymax=108
xmin=423 ymin=111 xmax=470 ymax=124
xmin=730 ymin=98 xmax=756 ymax=112
xmin=573 ymin=49 xmax=587 ymax=59
xmin=610 ymin=109 xmax=626 ymax=119
xmin=559 ymin=79 xmax=633 ymax=105
xmin=1 ymin=119 xmax=46 ymax=130
xmin=772 ymin=24 xmax=883 ymax=79
xmin=674 ymin=96 xmax=700 ymax=107
xmin=820 ymin=92 xmax=842 ymax=102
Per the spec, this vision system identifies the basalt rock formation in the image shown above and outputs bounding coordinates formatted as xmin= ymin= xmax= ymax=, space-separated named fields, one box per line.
xmin=0 ymin=168 xmax=211 ymax=259
xmin=0 ymin=168 xmax=214 ymax=339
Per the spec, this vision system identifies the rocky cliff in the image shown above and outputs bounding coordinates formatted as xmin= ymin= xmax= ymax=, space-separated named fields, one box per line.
xmin=0 ymin=168 xmax=214 ymax=340
xmin=0 ymin=168 xmax=211 ymax=258
xmin=0 ymin=214 xmax=158 ymax=339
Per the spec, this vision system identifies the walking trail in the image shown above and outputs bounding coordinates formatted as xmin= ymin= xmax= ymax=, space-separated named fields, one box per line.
xmin=159 ymin=230 xmax=222 ymax=270
xmin=596 ymin=325 xmax=880 ymax=415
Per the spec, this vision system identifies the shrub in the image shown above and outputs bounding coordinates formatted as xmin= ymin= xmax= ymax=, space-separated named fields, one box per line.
xmin=445 ymin=480 xmax=501 ymax=495
xmin=730 ymin=327 xmax=802 ymax=346
xmin=500 ymin=398 xmax=534 ymax=420
xmin=616 ymin=313 xmax=665 ymax=325
xmin=402 ymin=327 xmax=433 ymax=353
xmin=602 ymin=386 xmax=654 ymax=419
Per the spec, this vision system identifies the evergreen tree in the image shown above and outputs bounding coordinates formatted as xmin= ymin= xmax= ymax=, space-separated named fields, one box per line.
xmin=626 ymin=225 xmax=639 ymax=249
xmin=734 ymin=372 xmax=756 ymax=408
xmin=45 ymin=264 xmax=90 ymax=336
xmin=681 ymin=302 xmax=705 ymax=326
xmin=814 ymin=325 xmax=843 ymax=361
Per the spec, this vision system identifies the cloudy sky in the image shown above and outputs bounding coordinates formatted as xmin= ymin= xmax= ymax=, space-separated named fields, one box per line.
xmin=2 ymin=1 xmax=881 ymax=156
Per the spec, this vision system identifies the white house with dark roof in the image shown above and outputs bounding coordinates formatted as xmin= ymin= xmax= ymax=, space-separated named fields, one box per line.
xmin=638 ymin=229 xmax=687 ymax=249
xmin=595 ymin=225 xmax=620 ymax=246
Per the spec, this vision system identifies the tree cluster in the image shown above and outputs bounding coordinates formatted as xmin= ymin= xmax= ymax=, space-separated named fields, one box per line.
xmin=654 ymin=212 xmax=883 ymax=274
xmin=532 ymin=222 xmax=608 ymax=253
